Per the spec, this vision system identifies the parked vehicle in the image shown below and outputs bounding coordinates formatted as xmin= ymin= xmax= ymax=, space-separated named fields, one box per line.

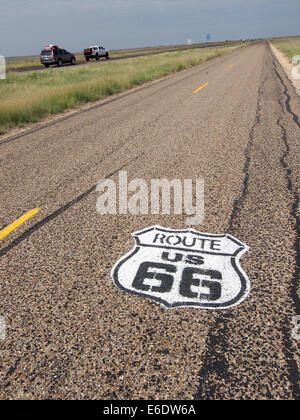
xmin=40 ymin=45 xmax=76 ymax=68
xmin=83 ymin=46 xmax=109 ymax=61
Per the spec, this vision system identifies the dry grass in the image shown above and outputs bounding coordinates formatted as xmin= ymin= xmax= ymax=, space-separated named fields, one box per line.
xmin=270 ymin=36 xmax=300 ymax=62
xmin=0 ymin=44 xmax=246 ymax=134
xmin=5 ymin=41 xmax=243 ymax=72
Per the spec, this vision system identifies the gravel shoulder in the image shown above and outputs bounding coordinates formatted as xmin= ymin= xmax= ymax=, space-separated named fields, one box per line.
xmin=270 ymin=42 xmax=300 ymax=96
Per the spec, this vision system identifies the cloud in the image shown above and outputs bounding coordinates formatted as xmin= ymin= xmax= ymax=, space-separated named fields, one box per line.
xmin=0 ymin=0 xmax=299 ymax=56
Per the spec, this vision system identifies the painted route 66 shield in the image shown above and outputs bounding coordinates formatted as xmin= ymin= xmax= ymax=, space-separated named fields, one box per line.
xmin=111 ymin=226 xmax=250 ymax=310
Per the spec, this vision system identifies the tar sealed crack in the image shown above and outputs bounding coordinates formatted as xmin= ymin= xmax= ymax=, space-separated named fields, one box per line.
xmin=272 ymin=53 xmax=300 ymax=400
xmin=0 ymin=158 xmax=140 ymax=258
xmin=195 ymin=53 xmax=266 ymax=400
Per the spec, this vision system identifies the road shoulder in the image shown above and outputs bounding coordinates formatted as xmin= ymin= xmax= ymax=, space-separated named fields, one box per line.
xmin=269 ymin=42 xmax=300 ymax=96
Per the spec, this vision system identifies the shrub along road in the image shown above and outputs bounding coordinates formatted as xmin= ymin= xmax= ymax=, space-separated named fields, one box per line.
xmin=0 ymin=41 xmax=299 ymax=399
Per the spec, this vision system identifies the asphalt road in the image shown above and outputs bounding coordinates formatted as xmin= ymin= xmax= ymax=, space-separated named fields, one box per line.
xmin=0 ymin=41 xmax=299 ymax=400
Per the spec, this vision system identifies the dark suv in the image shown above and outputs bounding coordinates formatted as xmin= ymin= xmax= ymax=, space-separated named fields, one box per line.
xmin=40 ymin=47 xmax=76 ymax=68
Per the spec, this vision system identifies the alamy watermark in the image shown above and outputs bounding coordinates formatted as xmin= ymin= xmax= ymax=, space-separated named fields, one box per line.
xmin=0 ymin=316 xmax=5 ymax=340
xmin=0 ymin=55 xmax=6 ymax=80
xmin=292 ymin=316 xmax=300 ymax=341
xmin=292 ymin=56 xmax=300 ymax=81
xmin=96 ymin=171 xmax=204 ymax=226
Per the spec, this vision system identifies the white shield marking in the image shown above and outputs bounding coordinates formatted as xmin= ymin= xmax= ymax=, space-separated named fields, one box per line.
xmin=111 ymin=226 xmax=250 ymax=310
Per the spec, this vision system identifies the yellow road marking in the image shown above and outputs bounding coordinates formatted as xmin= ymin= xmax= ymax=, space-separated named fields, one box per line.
xmin=0 ymin=208 xmax=40 ymax=240
xmin=193 ymin=82 xmax=209 ymax=94
xmin=228 ymin=64 xmax=235 ymax=69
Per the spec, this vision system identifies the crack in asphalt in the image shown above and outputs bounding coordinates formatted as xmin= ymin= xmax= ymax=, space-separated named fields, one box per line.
xmin=276 ymin=115 xmax=300 ymax=401
xmin=194 ymin=48 xmax=267 ymax=401
xmin=0 ymin=71 xmax=205 ymax=256
xmin=23 ymin=104 xmax=176 ymax=214
xmin=0 ymin=156 xmax=141 ymax=258
xmin=272 ymin=55 xmax=300 ymax=400
xmin=195 ymin=46 xmax=300 ymax=401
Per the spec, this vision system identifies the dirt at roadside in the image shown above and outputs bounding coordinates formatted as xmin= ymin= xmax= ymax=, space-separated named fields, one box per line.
xmin=270 ymin=42 xmax=300 ymax=96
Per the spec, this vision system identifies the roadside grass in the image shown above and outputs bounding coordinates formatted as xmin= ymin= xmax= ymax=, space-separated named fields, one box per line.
xmin=270 ymin=36 xmax=300 ymax=62
xmin=5 ymin=41 xmax=243 ymax=72
xmin=0 ymin=44 xmax=244 ymax=134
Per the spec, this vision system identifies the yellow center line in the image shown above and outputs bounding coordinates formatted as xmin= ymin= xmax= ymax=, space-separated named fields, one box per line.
xmin=193 ymin=82 xmax=209 ymax=94
xmin=0 ymin=208 xmax=40 ymax=240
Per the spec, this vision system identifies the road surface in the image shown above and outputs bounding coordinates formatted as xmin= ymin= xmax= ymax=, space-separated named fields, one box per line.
xmin=0 ymin=41 xmax=299 ymax=400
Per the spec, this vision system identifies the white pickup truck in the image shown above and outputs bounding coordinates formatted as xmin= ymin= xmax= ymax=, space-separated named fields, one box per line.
xmin=83 ymin=46 xmax=109 ymax=61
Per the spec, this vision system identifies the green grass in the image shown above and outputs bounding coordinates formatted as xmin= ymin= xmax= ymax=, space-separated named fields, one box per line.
xmin=270 ymin=36 xmax=300 ymax=62
xmin=5 ymin=41 xmax=244 ymax=72
xmin=0 ymin=44 xmax=246 ymax=135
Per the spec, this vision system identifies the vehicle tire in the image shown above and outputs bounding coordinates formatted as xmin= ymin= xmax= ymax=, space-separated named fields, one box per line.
xmin=85 ymin=57 xmax=90 ymax=62
xmin=106 ymin=53 xmax=109 ymax=59
xmin=44 ymin=64 xmax=50 ymax=68
xmin=95 ymin=54 xmax=99 ymax=61
xmin=71 ymin=57 xmax=76 ymax=65
xmin=57 ymin=59 xmax=63 ymax=67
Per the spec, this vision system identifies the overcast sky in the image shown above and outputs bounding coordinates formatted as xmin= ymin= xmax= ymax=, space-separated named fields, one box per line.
xmin=0 ymin=0 xmax=299 ymax=57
